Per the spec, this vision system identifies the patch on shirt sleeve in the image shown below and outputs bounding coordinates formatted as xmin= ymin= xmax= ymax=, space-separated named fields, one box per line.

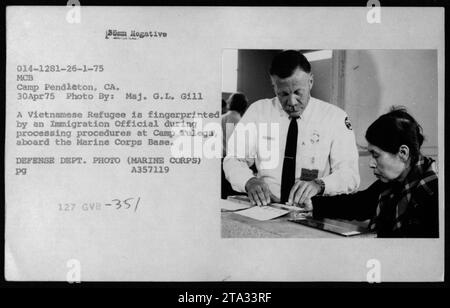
xmin=344 ymin=116 xmax=352 ymax=130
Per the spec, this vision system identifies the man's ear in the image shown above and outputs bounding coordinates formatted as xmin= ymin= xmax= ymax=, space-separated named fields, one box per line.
xmin=270 ymin=75 xmax=278 ymax=92
xmin=309 ymin=73 xmax=314 ymax=89
xmin=398 ymin=145 xmax=410 ymax=162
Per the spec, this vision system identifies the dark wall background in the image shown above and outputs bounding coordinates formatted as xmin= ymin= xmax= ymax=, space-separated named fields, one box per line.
xmin=225 ymin=49 xmax=331 ymax=105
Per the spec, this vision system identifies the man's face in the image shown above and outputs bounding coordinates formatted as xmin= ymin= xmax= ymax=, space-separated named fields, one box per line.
xmin=271 ymin=68 xmax=313 ymax=118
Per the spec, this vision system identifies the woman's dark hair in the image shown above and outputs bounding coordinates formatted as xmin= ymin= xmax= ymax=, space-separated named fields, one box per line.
xmin=228 ymin=93 xmax=248 ymax=116
xmin=270 ymin=50 xmax=311 ymax=78
xmin=365 ymin=106 xmax=425 ymax=164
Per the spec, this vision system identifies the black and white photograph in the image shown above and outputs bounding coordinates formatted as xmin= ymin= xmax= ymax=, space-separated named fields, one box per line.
xmin=221 ymin=49 xmax=439 ymax=239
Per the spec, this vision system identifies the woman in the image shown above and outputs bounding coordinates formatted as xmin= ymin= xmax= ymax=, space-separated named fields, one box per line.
xmin=221 ymin=93 xmax=249 ymax=157
xmin=309 ymin=107 xmax=439 ymax=238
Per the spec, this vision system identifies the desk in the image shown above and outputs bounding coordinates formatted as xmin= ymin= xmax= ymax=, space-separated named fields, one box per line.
xmin=221 ymin=211 xmax=376 ymax=238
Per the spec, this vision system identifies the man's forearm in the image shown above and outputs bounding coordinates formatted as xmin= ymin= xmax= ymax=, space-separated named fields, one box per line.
xmin=321 ymin=167 xmax=360 ymax=195
xmin=223 ymin=156 xmax=255 ymax=193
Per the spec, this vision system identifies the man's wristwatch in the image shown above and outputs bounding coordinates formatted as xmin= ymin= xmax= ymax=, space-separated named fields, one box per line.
xmin=313 ymin=179 xmax=325 ymax=195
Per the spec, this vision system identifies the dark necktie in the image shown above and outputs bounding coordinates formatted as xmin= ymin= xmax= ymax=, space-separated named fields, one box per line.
xmin=280 ymin=117 xmax=298 ymax=203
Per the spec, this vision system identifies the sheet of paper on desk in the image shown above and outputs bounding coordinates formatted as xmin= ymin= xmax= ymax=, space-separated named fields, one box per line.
xmin=236 ymin=206 xmax=289 ymax=221
xmin=220 ymin=199 xmax=252 ymax=212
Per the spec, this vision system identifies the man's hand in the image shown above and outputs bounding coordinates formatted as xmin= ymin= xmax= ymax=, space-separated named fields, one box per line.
xmin=245 ymin=177 xmax=271 ymax=206
xmin=288 ymin=180 xmax=321 ymax=206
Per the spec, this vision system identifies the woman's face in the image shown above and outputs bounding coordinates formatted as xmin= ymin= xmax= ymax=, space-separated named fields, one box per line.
xmin=367 ymin=143 xmax=408 ymax=183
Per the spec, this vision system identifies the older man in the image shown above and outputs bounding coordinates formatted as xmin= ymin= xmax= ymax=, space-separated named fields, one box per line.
xmin=223 ymin=50 xmax=360 ymax=206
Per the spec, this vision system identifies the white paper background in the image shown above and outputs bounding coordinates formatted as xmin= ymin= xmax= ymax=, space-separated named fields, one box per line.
xmin=5 ymin=6 xmax=445 ymax=281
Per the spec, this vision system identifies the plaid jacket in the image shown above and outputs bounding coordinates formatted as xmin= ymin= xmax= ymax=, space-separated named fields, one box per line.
xmin=312 ymin=156 xmax=439 ymax=238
